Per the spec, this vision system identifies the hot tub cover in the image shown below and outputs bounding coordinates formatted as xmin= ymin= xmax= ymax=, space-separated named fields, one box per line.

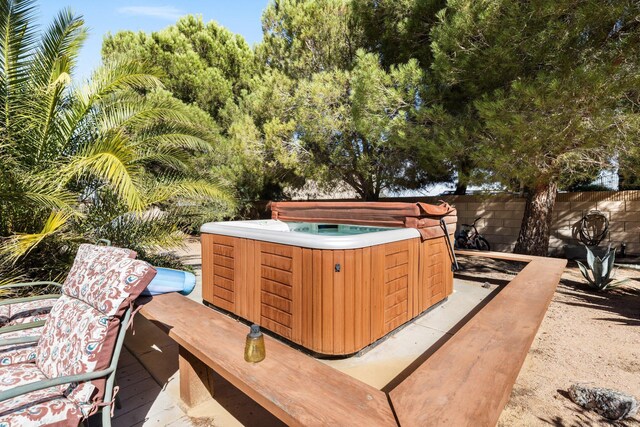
xmin=269 ymin=201 xmax=457 ymax=240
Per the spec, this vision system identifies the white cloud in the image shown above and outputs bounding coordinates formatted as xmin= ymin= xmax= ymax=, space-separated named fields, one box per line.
xmin=117 ymin=6 xmax=184 ymax=21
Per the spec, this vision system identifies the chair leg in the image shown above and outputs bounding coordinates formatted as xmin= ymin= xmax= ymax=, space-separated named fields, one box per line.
xmin=114 ymin=379 xmax=122 ymax=410
xmin=101 ymin=405 xmax=112 ymax=427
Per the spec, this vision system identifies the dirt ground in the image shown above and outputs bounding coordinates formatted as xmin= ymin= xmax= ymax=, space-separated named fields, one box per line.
xmin=459 ymin=258 xmax=640 ymax=426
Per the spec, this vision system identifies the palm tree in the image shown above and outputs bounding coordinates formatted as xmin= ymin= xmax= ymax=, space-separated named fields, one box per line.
xmin=0 ymin=0 xmax=232 ymax=280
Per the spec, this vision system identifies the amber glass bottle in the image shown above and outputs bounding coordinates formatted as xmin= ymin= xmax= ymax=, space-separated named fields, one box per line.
xmin=244 ymin=324 xmax=266 ymax=363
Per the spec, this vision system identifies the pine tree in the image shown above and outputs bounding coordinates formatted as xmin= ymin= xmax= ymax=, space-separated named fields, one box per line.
xmin=431 ymin=0 xmax=640 ymax=255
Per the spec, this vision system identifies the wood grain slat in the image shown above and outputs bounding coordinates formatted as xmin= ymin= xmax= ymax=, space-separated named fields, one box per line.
xmin=247 ymin=239 xmax=260 ymax=323
xmin=370 ymin=245 xmax=385 ymax=341
xmin=344 ymin=250 xmax=356 ymax=354
xmin=291 ymin=246 xmax=303 ymax=343
xmin=312 ymin=249 xmax=323 ymax=352
xmin=260 ymin=265 xmax=292 ymax=286
xmin=212 ymin=296 xmax=234 ymax=312
xmin=213 ymin=275 xmax=233 ymax=292
xmin=385 ymin=250 xmax=409 ymax=268
xmin=384 ymin=287 xmax=408 ymax=308
xmin=361 ymin=246 xmax=372 ymax=348
xmin=384 ymin=240 xmax=409 ymax=256
xmin=385 ymin=276 xmax=408 ymax=296
xmin=333 ymin=250 xmax=345 ymax=354
xmin=384 ymin=298 xmax=406 ymax=320
xmin=214 ymin=265 xmax=234 ymax=281
xmin=408 ymin=238 xmax=419 ymax=318
xmin=354 ymin=249 xmax=364 ymax=350
xmin=260 ymin=291 xmax=292 ymax=313
xmin=385 ymin=314 xmax=406 ymax=332
xmin=212 ymin=244 xmax=233 ymax=258
xmin=321 ymin=250 xmax=334 ymax=354
xmin=261 ymin=279 xmax=292 ymax=300
xmin=384 ymin=263 xmax=409 ymax=283
xmin=261 ymin=304 xmax=292 ymax=328
xmin=260 ymin=253 xmax=293 ymax=272
xmin=213 ymin=254 xmax=234 ymax=269
xmin=213 ymin=286 xmax=234 ymax=303
xmin=301 ymin=248 xmax=314 ymax=348
xmin=201 ymin=234 xmax=214 ymax=303
xmin=260 ymin=317 xmax=292 ymax=339
xmin=260 ymin=242 xmax=294 ymax=258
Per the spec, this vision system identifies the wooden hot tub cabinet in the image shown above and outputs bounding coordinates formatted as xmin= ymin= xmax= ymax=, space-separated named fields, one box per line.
xmin=202 ymin=233 xmax=453 ymax=356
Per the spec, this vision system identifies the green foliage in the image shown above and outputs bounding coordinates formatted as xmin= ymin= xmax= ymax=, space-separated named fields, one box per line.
xmin=431 ymin=0 xmax=640 ymax=191
xmin=0 ymin=0 xmax=233 ymax=281
xmin=353 ymin=0 xmax=446 ymax=69
xmin=289 ymin=51 xmax=448 ymax=199
xmin=102 ymin=15 xmax=256 ymax=122
xmin=259 ymin=0 xmax=363 ymax=78
xmin=576 ymin=246 xmax=628 ymax=291
xmin=102 ymin=14 xmax=296 ymax=202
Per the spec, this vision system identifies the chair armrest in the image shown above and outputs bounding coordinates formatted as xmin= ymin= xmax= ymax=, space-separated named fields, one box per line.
xmin=0 ymin=366 xmax=115 ymax=402
xmin=0 ymin=281 xmax=62 ymax=291
xmin=0 ymin=320 xmax=46 ymax=335
xmin=0 ymin=335 xmax=40 ymax=346
xmin=0 ymin=294 xmax=60 ymax=307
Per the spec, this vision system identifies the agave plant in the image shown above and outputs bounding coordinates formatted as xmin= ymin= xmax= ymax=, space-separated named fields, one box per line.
xmin=576 ymin=246 xmax=628 ymax=291
xmin=0 ymin=0 xmax=234 ymax=280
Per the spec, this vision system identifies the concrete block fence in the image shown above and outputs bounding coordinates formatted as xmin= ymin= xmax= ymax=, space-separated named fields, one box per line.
xmin=392 ymin=191 xmax=640 ymax=255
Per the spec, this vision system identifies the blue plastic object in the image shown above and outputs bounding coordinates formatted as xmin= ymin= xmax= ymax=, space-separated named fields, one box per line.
xmin=142 ymin=267 xmax=196 ymax=296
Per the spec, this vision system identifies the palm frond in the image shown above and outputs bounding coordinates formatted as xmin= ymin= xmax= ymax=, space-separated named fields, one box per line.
xmin=0 ymin=210 xmax=71 ymax=263
xmin=138 ymin=133 xmax=213 ymax=153
xmin=66 ymin=133 xmax=144 ymax=211
xmin=29 ymin=7 xmax=85 ymax=87
xmin=0 ymin=174 xmax=76 ymax=211
xmin=135 ymin=148 xmax=190 ymax=172
xmin=94 ymin=210 xmax=185 ymax=253
xmin=79 ymin=59 xmax=163 ymax=104
xmin=145 ymin=178 xmax=234 ymax=206
xmin=0 ymin=0 xmax=39 ymax=134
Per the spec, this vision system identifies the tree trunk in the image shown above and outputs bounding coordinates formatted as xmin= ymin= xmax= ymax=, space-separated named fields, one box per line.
xmin=454 ymin=181 xmax=467 ymax=195
xmin=514 ymin=182 xmax=558 ymax=256
xmin=455 ymin=158 xmax=471 ymax=195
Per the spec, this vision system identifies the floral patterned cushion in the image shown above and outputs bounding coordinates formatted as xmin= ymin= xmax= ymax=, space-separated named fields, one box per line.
xmin=62 ymin=244 xmax=136 ymax=305
xmin=0 ymin=298 xmax=57 ymax=328
xmin=36 ymin=258 xmax=155 ymax=411
xmin=0 ymin=244 xmax=136 ymax=330
xmin=0 ymin=328 xmax=42 ymax=366
xmin=0 ymin=363 xmax=83 ymax=426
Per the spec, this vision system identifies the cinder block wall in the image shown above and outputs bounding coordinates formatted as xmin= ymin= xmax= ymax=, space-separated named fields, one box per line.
xmin=415 ymin=191 xmax=640 ymax=255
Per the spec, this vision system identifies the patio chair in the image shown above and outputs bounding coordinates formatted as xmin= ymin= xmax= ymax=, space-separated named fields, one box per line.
xmin=0 ymin=242 xmax=136 ymax=330
xmin=0 ymin=254 xmax=156 ymax=426
xmin=0 ymin=282 xmax=61 ymax=329
xmin=0 ymin=244 xmax=137 ymax=365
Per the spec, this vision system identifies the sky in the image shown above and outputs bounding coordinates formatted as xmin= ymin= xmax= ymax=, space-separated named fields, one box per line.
xmin=36 ymin=1 xmax=269 ymax=80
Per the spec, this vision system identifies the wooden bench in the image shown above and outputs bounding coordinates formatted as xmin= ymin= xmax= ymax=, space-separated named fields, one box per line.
xmin=389 ymin=251 xmax=567 ymax=426
xmin=139 ymin=250 xmax=566 ymax=426
xmin=139 ymin=292 xmax=396 ymax=426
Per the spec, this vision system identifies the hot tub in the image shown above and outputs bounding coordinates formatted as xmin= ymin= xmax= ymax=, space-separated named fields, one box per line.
xmin=201 ymin=213 xmax=455 ymax=356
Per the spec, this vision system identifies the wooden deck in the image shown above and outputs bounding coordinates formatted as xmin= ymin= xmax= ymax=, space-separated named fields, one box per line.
xmin=86 ymin=345 xmax=193 ymax=427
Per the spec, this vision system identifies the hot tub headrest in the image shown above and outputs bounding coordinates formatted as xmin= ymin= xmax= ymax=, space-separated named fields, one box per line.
xmin=269 ymin=201 xmax=457 ymax=240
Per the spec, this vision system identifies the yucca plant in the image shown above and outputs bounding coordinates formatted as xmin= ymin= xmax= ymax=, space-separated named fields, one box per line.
xmin=576 ymin=246 xmax=628 ymax=291
xmin=0 ymin=0 xmax=234 ymax=281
